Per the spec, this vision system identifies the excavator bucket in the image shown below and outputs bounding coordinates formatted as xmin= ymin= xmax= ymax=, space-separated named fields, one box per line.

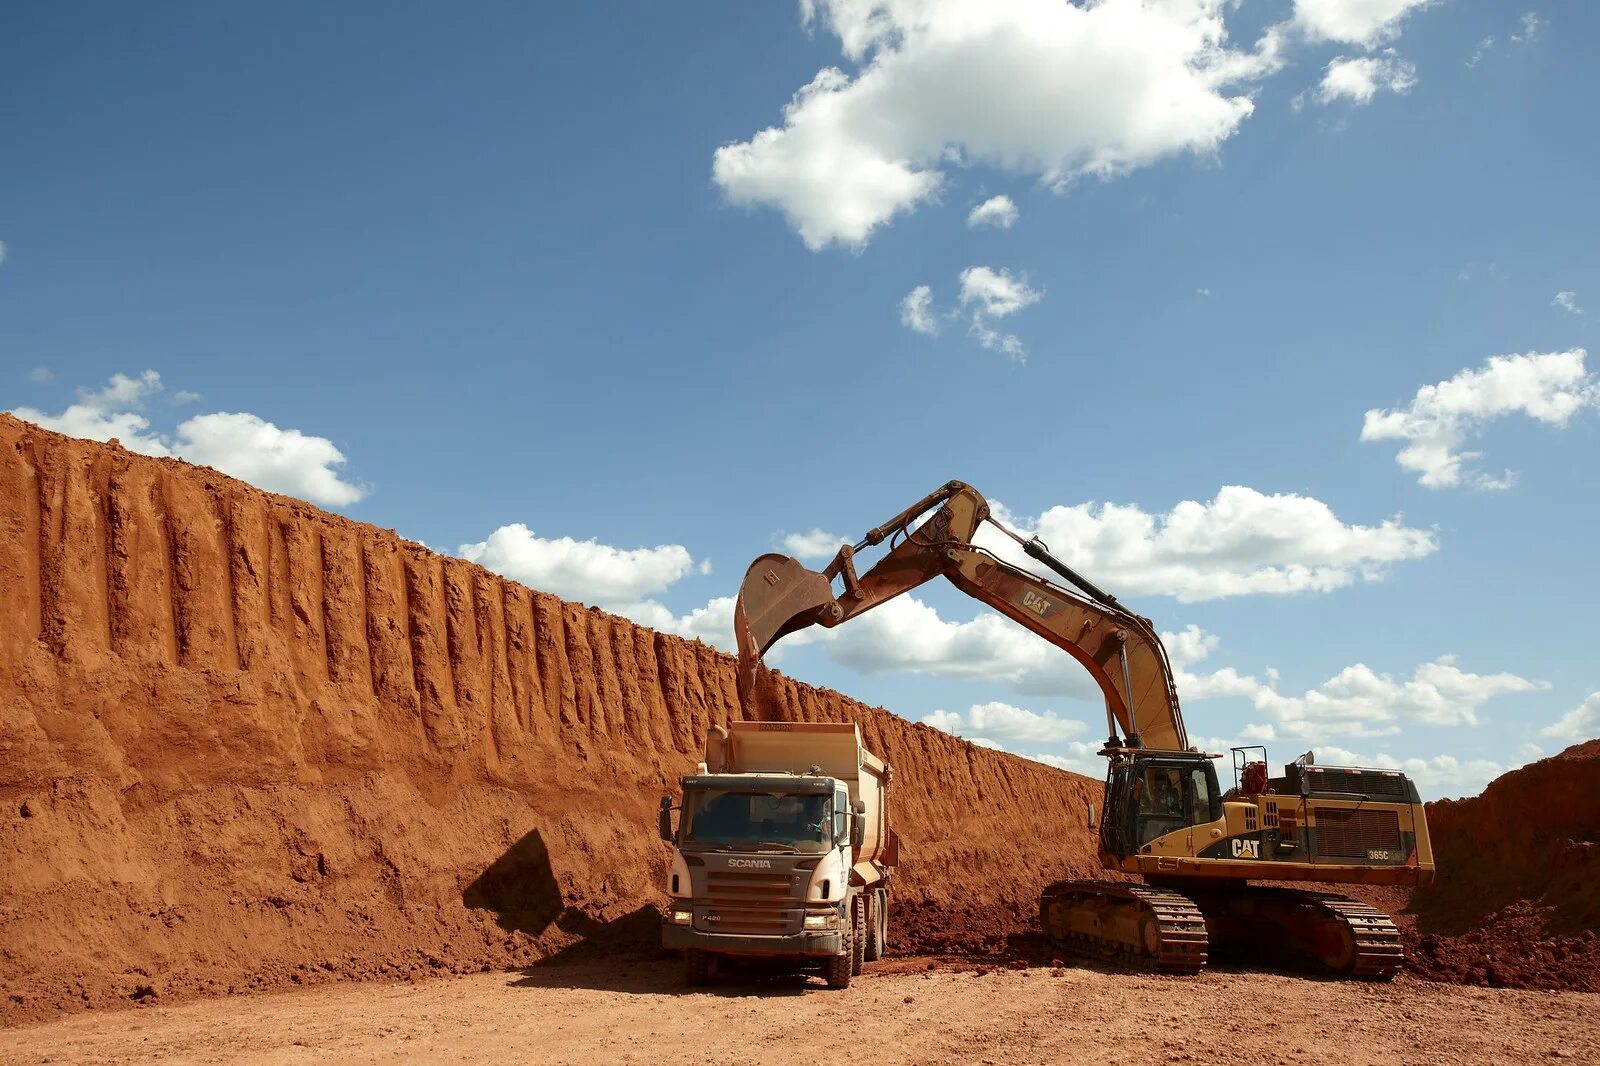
xmin=733 ymin=553 xmax=842 ymax=711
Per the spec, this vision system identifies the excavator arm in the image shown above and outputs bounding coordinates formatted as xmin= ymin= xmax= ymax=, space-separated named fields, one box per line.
xmin=734 ymin=481 xmax=1189 ymax=752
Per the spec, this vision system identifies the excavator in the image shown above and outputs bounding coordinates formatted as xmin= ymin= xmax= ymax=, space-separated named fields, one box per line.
xmin=732 ymin=481 xmax=1435 ymax=978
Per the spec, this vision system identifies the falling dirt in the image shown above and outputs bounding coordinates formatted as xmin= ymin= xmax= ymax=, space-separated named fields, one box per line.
xmin=0 ymin=416 xmax=1102 ymax=1025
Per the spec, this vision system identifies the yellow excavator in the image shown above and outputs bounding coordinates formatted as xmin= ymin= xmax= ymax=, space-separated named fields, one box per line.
xmin=733 ymin=481 xmax=1435 ymax=978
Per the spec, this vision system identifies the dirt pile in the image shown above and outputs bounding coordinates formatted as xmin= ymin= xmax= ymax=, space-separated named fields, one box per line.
xmin=0 ymin=415 xmax=1104 ymax=1024
xmin=1398 ymin=740 xmax=1600 ymax=991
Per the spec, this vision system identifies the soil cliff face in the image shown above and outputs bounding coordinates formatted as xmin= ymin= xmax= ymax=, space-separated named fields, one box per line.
xmin=1401 ymin=740 xmax=1600 ymax=991
xmin=0 ymin=416 xmax=1103 ymax=1024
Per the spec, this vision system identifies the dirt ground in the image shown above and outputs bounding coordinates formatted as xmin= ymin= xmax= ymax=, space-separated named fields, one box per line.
xmin=4 ymin=957 xmax=1597 ymax=1066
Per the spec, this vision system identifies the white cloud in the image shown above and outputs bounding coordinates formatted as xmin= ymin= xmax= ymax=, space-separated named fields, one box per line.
xmin=11 ymin=370 xmax=368 ymax=507
xmin=824 ymin=594 xmax=1052 ymax=683
xmin=26 ymin=366 xmax=53 ymax=383
xmin=1304 ymin=52 xmax=1417 ymax=106
xmin=1017 ymin=745 xmax=1105 ymax=776
xmin=713 ymin=0 xmax=1265 ymax=249
xmin=176 ymin=412 xmax=365 ymax=507
xmin=920 ymin=700 xmax=1087 ymax=745
xmin=1540 ymin=692 xmax=1600 ymax=743
xmin=1361 ymin=349 xmax=1599 ymax=489
xmin=1290 ymin=0 xmax=1434 ymax=47
xmin=959 ymin=266 xmax=1041 ymax=319
xmin=1197 ymin=287 xmax=1212 ymax=297
xmin=1553 ymin=291 xmax=1583 ymax=316
xmin=899 ymin=284 xmax=939 ymax=336
xmin=1510 ymin=11 xmax=1544 ymax=43
xmin=977 ymin=485 xmax=1436 ymax=603
xmin=967 ymin=195 xmax=1018 ymax=229
xmin=460 ymin=524 xmax=700 ymax=604
xmin=1466 ymin=36 xmax=1494 ymax=67
xmin=1313 ymin=745 xmax=1508 ymax=799
xmin=780 ymin=528 xmax=846 ymax=560
xmin=618 ymin=595 xmax=738 ymax=651
xmin=960 ymin=266 xmax=1040 ymax=360
xmin=0 ymin=240 xmax=7 ymax=267
xmin=1174 ymin=631 xmax=1544 ymax=741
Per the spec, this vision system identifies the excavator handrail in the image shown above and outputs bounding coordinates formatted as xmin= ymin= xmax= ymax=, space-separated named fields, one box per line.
xmin=733 ymin=481 xmax=1189 ymax=752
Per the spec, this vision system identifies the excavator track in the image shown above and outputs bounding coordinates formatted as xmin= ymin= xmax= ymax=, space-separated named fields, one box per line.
xmin=1039 ymin=880 xmax=1209 ymax=974
xmin=1279 ymin=890 xmax=1405 ymax=980
xmin=1170 ymin=884 xmax=1405 ymax=980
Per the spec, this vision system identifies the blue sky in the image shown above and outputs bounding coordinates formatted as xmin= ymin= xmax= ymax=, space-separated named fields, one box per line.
xmin=3 ymin=1 xmax=1596 ymax=797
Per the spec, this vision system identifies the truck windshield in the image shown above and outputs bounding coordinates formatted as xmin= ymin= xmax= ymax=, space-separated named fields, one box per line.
xmin=681 ymin=791 xmax=831 ymax=852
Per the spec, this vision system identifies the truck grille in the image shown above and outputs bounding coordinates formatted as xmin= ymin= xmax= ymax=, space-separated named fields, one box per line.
xmin=697 ymin=871 xmax=801 ymax=935
xmin=1313 ymin=807 xmax=1401 ymax=858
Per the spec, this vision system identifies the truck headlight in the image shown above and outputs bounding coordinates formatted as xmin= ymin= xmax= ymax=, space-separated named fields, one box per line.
xmin=671 ymin=910 xmax=693 ymax=925
xmin=803 ymin=913 xmax=839 ymax=931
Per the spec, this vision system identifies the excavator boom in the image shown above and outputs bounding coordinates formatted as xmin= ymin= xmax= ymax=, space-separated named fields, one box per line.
xmin=733 ymin=481 xmax=1189 ymax=752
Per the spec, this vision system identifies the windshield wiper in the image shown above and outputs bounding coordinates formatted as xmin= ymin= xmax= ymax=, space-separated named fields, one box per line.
xmin=723 ymin=840 xmax=800 ymax=853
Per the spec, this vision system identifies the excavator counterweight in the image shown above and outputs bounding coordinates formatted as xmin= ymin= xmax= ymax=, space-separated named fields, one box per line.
xmin=734 ymin=480 xmax=1436 ymax=979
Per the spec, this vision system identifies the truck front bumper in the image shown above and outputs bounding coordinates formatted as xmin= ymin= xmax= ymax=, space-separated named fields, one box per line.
xmin=662 ymin=925 xmax=843 ymax=958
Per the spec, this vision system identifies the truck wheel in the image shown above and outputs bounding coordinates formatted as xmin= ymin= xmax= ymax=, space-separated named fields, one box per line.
xmin=865 ymin=888 xmax=887 ymax=962
xmin=825 ymin=920 xmax=854 ymax=989
xmin=684 ymin=949 xmax=711 ymax=987
xmin=851 ymin=895 xmax=867 ymax=975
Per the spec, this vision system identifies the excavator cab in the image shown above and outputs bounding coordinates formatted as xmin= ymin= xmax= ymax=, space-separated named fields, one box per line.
xmin=1100 ymin=753 xmax=1221 ymax=858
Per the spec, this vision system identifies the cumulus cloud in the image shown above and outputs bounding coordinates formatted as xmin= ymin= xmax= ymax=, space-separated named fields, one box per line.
xmin=967 ymin=195 xmax=1019 ymax=229
xmin=1303 ymin=52 xmax=1417 ymax=106
xmin=1540 ymin=692 xmax=1600 ymax=743
xmin=1553 ymin=291 xmax=1583 ymax=316
xmin=920 ymin=700 xmax=1087 ymax=745
xmin=10 ymin=370 xmax=367 ymax=507
xmin=976 ymin=486 xmax=1436 ymax=603
xmin=713 ymin=0 xmax=1265 ymax=249
xmin=618 ymin=595 xmax=738 ymax=651
xmin=1361 ymin=349 xmax=1599 ymax=490
xmin=1290 ymin=0 xmax=1434 ymax=47
xmin=959 ymin=266 xmax=1040 ymax=359
xmin=1312 ymin=745 xmax=1509 ymax=799
xmin=1172 ymin=630 xmax=1544 ymax=741
xmin=460 ymin=525 xmax=701 ymax=604
xmin=780 ymin=528 xmax=846 ymax=560
xmin=899 ymin=285 xmax=939 ymax=336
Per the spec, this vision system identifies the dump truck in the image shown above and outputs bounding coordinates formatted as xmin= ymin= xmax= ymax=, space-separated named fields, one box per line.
xmin=659 ymin=720 xmax=900 ymax=988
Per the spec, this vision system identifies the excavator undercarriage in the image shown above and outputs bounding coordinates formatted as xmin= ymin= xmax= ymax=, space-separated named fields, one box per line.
xmin=733 ymin=480 xmax=1435 ymax=980
xmin=1038 ymin=880 xmax=1404 ymax=978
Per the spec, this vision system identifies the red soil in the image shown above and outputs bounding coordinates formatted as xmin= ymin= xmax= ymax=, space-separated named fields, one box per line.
xmin=0 ymin=416 xmax=1101 ymax=1025
xmin=1397 ymin=739 xmax=1600 ymax=992
xmin=1 ymin=415 xmax=1593 ymax=1025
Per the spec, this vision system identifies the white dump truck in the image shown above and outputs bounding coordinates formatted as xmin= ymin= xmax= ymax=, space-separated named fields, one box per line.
xmin=659 ymin=720 xmax=900 ymax=988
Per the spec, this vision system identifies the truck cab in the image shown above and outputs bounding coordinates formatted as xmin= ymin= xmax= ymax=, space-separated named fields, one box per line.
xmin=659 ymin=722 xmax=897 ymax=989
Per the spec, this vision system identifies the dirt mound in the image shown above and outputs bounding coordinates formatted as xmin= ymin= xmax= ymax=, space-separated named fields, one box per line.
xmin=1399 ymin=740 xmax=1600 ymax=991
xmin=0 ymin=415 xmax=1104 ymax=1025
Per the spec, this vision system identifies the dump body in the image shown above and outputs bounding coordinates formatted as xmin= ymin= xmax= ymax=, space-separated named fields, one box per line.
xmin=660 ymin=721 xmax=898 ymax=988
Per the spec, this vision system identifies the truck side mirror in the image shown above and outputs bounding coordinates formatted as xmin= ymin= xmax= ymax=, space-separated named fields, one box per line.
xmin=659 ymin=795 xmax=674 ymax=842
xmin=850 ymin=800 xmax=866 ymax=849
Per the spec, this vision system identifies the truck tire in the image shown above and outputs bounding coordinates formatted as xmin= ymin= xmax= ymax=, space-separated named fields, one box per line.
xmin=851 ymin=895 xmax=867 ymax=975
xmin=825 ymin=921 xmax=853 ymax=989
xmin=865 ymin=888 xmax=887 ymax=962
xmin=684 ymin=949 xmax=710 ymax=987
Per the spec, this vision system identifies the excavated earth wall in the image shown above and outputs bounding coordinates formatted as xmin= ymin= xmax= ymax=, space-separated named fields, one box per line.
xmin=0 ymin=416 xmax=1104 ymax=1024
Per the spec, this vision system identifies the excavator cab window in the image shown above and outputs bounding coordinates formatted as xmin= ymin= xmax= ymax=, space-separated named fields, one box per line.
xmin=1112 ymin=757 xmax=1221 ymax=852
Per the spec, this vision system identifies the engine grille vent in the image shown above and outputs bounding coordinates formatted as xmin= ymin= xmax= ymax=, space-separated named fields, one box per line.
xmin=1308 ymin=768 xmax=1408 ymax=798
xmin=1313 ymin=807 xmax=1401 ymax=858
